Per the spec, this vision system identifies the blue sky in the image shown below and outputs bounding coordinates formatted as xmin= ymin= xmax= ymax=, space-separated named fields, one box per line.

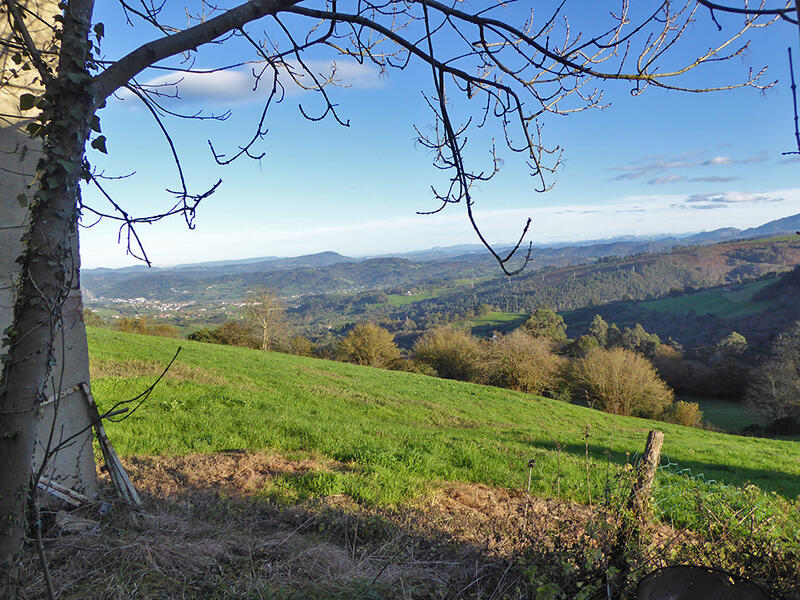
xmin=80 ymin=2 xmax=800 ymax=268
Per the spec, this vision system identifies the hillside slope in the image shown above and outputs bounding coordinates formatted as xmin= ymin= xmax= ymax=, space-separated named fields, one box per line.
xmin=563 ymin=263 xmax=800 ymax=349
xmin=88 ymin=329 xmax=800 ymax=528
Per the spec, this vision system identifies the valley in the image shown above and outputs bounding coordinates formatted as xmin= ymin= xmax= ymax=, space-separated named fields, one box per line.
xmin=85 ymin=230 xmax=800 ymax=352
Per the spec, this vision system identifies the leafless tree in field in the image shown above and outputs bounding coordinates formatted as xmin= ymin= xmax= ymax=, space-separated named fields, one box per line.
xmin=245 ymin=287 xmax=284 ymax=351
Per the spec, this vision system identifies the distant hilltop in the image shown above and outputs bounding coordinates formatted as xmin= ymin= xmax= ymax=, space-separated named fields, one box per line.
xmin=83 ymin=212 xmax=800 ymax=275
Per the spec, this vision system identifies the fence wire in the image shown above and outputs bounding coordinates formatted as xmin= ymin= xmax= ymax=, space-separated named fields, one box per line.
xmin=650 ymin=456 xmax=800 ymax=543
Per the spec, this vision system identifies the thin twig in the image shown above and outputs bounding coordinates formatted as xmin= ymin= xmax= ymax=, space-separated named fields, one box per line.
xmin=28 ymin=474 xmax=55 ymax=600
xmin=784 ymin=46 xmax=800 ymax=155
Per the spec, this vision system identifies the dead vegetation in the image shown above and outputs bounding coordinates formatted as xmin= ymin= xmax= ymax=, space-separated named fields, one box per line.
xmin=89 ymin=359 xmax=239 ymax=388
xmin=16 ymin=451 xmax=799 ymax=599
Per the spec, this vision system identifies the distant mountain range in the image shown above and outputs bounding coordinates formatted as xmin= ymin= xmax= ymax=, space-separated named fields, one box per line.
xmin=81 ymin=213 xmax=800 ymax=301
xmin=387 ymin=213 xmax=800 ymax=261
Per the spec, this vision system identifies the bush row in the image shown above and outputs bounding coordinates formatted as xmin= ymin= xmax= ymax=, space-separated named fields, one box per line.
xmin=337 ymin=322 xmax=699 ymax=427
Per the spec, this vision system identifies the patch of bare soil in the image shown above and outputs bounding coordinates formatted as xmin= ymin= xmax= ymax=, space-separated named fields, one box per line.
xmin=123 ymin=452 xmax=608 ymax=557
xmin=123 ymin=451 xmax=351 ymax=499
xmin=419 ymin=483 xmax=597 ymax=556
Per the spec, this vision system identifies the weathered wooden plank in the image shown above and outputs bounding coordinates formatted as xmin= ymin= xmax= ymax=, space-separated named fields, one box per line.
xmin=81 ymin=383 xmax=141 ymax=506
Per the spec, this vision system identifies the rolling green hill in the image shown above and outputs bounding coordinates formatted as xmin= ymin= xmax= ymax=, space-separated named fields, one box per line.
xmin=88 ymin=328 xmax=800 ymax=533
xmin=563 ymin=269 xmax=800 ymax=349
xmin=637 ymin=277 xmax=777 ymax=318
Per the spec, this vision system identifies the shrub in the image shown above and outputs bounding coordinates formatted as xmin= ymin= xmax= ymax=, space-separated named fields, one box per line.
xmin=571 ymin=347 xmax=673 ymax=418
xmin=83 ymin=309 xmax=106 ymax=328
xmin=187 ymin=328 xmax=217 ymax=343
xmin=413 ymin=327 xmax=482 ymax=381
xmin=566 ymin=334 xmax=600 ymax=358
xmin=716 ymin=331 xmax=748 ymax=356
xmin=588 ymin=314 xmax=609 ymax=346
xmin=484 ymin=330 xmax=565 ymax=395
xmin=652 ymin=344 xmax=689 ymax=391
xmin=289 ymin=335 xmax=314 ymax=357
xmin=747 ymin=322 xmax=800 ymax=421
xmin=211 ymin=321 xmax=260 ymax=349
xmin=393 ymin=358 xmax=436 ymax=376
xmin=709 ymin=356 xmax=750 ymax=401
xmin=664 ymin=400 xmax=704 ymax=428
xmin=149 ymin=323 xmax=180 ymax=338
xmin=521 ymin=307 xmax=567 ymax=342
xmin=115 ymin=316 xmax=178 ymax=338
xmin=620 ymin=323 xmax=660 ymax=358
xmin=337 ymin=322 xmax=402 ymax=368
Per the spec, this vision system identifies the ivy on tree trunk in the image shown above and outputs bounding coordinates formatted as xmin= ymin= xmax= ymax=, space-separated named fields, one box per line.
xmin=0 ymin=0 xmax=96 ymax=589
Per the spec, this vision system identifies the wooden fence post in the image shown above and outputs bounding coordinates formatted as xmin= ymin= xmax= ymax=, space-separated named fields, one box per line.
xmin=628 ymin=430 xmax=664 ymax=524
xmin=609 ymin=430 xmax=665 ymax=596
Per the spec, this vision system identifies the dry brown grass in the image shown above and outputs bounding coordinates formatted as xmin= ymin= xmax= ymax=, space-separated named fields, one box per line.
xmin=16 ymin=451 xmax=796 ymax=600
xmin=89 ymin=359 xmax=237 ymax=387
xmin=20 ymin=455 xmax=543 ymax=599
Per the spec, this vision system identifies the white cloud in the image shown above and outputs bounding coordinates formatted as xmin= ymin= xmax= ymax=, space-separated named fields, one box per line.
xmin=703 ymin=156 xmax=733 ymax=166
xmin=648 ymin=174 xmax=684 ymax=185
xmin=610 ymin=151 xmax=771 ymax=183
xmin=690 ymin=176 xmax=741 ymax=183
xmin=684 ymin=191 xmax=782 ymax=205
xmin=118 ymin=60 xmax=385 ymax=105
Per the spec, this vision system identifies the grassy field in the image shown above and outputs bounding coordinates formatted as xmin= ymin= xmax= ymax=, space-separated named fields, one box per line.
xmin=386 ymin=288 xmax=453 ymax=306
xmin=739 ymin=234 xmax=799 ymax=244
xmin=689 ymin=396 xmax=769 ymax=433
xmin=451 ymin=311 xmax=529 ymax=337
xmin=88 ymin=328 xmax=800 ymax=532
xmin=637 ymin=277 xmax=777 ymax=318
xmin=386 ymin=277 xmax=491 ymax=306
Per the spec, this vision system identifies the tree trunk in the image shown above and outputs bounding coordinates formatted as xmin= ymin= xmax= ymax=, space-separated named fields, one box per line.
xmin=0 ymin=0 xmax=95 ymax=588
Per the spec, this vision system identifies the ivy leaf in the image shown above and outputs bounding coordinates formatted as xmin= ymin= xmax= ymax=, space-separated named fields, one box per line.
xmin=94 ymin=22 xmax=104 ymax=39
xmin=25 ymin=122 xmax=42 ymax=138
xmin=19 ymin=93 xmax=37 ymax=111
xmin=66 ymin=72 xmax=90 ymax=84
xmin=90 ymin=115 xmax=101 ymax=133
xmin=57 ymin=159 xmax=81 ymax=175
xmin=11 ymin=53 xmax=22 ymax=65
xmin=91 ymin=135 xmax=108 ymax=154
xmin=17 ymin=193 xmax=27 ymax=207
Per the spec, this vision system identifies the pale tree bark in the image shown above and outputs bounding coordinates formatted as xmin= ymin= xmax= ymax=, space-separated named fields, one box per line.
xmin=1 ymin=0 xmax=98 ymax=503
xmin=245 ymin=288 xmax=283 ymax=351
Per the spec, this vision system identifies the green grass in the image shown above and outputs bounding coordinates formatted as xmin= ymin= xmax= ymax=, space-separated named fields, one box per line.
xmin=638 ymin=277 xmax=777 ymax=318
xmin=386 ymin=278 xmax=489 ymax=306
xmin=386 ymin=288 xmax=452 ymax=306
xmin=687 ymin=395 xmax=769 ymax=433
xmin=88 ymin=327 xmax=800 ymax=531
xmin=452 ymin=311 xmax=529 ymax=337
xmin=738 ymin=235 xmax=799 ymax=244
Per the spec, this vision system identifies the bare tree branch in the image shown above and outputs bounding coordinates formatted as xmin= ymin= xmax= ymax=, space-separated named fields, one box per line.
xmin=2 ymin=0 xmax=53 ymax=82
xmin=95 ymin=0 xmax=303 ymax=102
